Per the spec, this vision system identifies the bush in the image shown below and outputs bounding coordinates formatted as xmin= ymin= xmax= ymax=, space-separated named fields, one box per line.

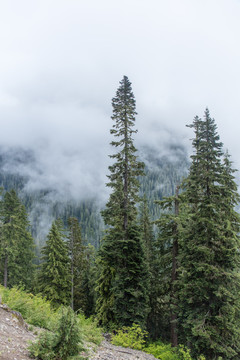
xmin=77 ymin=313 xmax=103 ymax=346
xmin=0 ymin=285 xmax=103 ymax=349
xmin=110 ymin=323 xmax=206 ymax=360
xmin=0 ymin=285 xmax=58 ymax=330
xmin=111 ymin=323 xmax=148 ymax=350
xmin=28 ymin=307 xmax=84 ymax=360
xmin=144 ymin=342 xmax=179 ymax=360
xmin=144 ymin=342 xmax=206 ymax=360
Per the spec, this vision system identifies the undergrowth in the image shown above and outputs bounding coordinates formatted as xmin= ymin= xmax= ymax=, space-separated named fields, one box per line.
xmin=0 ymin=285 xmax=102 ymax=346
xmin=28 ymin=306 xmax=85 ymax=360
xmin=111 ymin=324 xmax=206 ymax=360
xmin=111 ymin=323 xmax=147 ymax=350
xmin=0 ymin=285 xmax=58 ymax=329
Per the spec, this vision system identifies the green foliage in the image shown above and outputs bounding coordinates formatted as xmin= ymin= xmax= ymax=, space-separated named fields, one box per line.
xmin=28 ymin=306 xmax=84 ymax=360
xmin=97 ymin=76 xmax=149 ymax=328
xmin=0 ymin=189 xmax=35 ymax=289
xmin=77 ymin=313 xmax=103 ymax=345
xmin=0 ymin=285 xmax=58 ymax=329
xmin=37 ymin=220 xmax=71 ymax=307
xmin=153 ymin=190 xmax=183 ymax=344
xmin=28 ymin=330 xmax=56 ymax=360
xmin=139 ymin=154 xmax=188 ymax=221
xmin=140 ymin=194 xmax=173 ymax=340
xmin=111 ymin=325 xmax=206 ymax=360
xmin=0 ymin=285 xmax=103 ymax=349
xmin=80 ymin=244 xmax=97 ymax=317
xmin=67 ymin=217 xmax=96 ymax=316
xmin=95 ymin=252 xmax=116 ymax=328
xmin=178 ymin=109 xmax=240 ymax=359
xmin=97 ymin=225 xmax=149 ymax=328
xmin=101 ymin=75 xmax=145 ymax=228
xmin=0 ymin=146 xmax=188 ymax=249
xmin=111 ymin=323 xmax=147 ymax=350
xmin=144 ymin=342 xmax=179 ymax=360
xmin=67 ymin=217 xmax=85 ymax=311
xmin=144 ymin=342 xmax=206 ymax=360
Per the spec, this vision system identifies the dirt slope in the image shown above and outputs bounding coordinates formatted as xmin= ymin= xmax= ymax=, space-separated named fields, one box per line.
xmin=0 ymin=304 xmax=158 ymax=360
xmin=0 ymin=304 xmax=36 ymax=360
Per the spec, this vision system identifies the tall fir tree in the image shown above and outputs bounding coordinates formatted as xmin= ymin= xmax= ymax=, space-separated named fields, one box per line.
xmin=96 ymin=76 xmax=149 ymax=328
xmin=154 ymin=187 xmax=182 ymax=344
xmin=178 ymin=109 xmax=240 ymax=359
xmin=139 ymin=195 xmax=159 ymax=339
xmin=139 ymin=195 xmax=155 ymax=264
xmin=0 ymin=189 xmax=34 ymax=289
xmin=67 ymin=217 xmax=95 ymax=314
xmin=68 ymin=217 xmax=85 ymax=311
xmin=38 ymin=220 xmax=71 ymax=307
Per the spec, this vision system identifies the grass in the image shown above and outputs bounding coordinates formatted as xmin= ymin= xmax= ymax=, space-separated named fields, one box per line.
xmin=0 ymin=285 xmax=103 ymax=346
xmin=0 ymin=285 xmax=58 ymax=329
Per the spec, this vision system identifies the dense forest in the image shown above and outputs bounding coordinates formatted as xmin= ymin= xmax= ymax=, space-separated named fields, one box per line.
xmin=0 ymin=144 xmax=188 ymax=249
xmin=0 ymin=76 xmax=240 ymax=360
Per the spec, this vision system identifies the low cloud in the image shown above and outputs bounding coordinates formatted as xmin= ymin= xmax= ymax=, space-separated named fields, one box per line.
xmin=0 ymin=0 xmax=239 ymax=204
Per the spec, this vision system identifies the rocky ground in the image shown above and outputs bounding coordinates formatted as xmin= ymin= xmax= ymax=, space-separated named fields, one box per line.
xmin=0 ymin=304 xmax=36 ymax=360
xmin=0 ymin=304 xmax=158 ymax=360
xmin=90 ymin=340 xmax=158 ymax=360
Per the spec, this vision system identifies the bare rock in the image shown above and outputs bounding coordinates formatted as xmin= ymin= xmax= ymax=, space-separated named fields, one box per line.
xmin=0 ymin=305 xmax=36 ymax=359
xmin=89 ymin=340 xmax=158 ymax=360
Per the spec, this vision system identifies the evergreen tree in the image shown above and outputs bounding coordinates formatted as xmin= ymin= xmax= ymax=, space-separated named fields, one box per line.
xmin=139 ymin=195 xmax=155 ymax=264
xmin=0 ymin=189 xmax=34 ymax=289
xmin=154 ymin=188 xmax=181 ymax=343
xmin=97 ymin=76 xmax=149 ymax=328
xmin=68 ymin=217 xmax=84 ymax=310
xmin=38 ymin=220 xmax=71 ymax=306
xmin=139 ymin=195 xmax=159 ymax=338
xmin=178 ymin=109 xmax=240 ymax=359
xmin=81 ymin=243 xmax=97 ymax=317
xmin=67 ymin=217 xmax=95 ymax=314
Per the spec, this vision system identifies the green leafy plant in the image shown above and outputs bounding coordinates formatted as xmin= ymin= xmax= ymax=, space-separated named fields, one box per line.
xmin=77 ymin=313 xmax=102 ymax=346
xmin=0 ymin=285 xmax=58 ymax=330
xmin=144 ymin=342 xmax=206 ymax=360
xmin=0 ymin=285 xmax=102 ymax=351
xmin=144 ymin=342 xmax=179 ymax=360
xmin=111 ymin=323 xmax=147 ymax=350
xmin=28 ymin=306 xmax=84 ymax=360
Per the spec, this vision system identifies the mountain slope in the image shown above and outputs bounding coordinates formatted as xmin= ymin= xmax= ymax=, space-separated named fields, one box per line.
xmin=0 ymin=145 xmax=189 ymax=251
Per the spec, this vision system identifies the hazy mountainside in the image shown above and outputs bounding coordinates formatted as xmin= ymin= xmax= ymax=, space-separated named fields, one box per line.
xmin=139 ymin=144 xmax=188 ymax=219
xmin=0 ymin=145 xmax=189 ymax=251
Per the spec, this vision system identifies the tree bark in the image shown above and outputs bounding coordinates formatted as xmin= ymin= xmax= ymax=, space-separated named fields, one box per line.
xmin=123 ymin=108 xmax=128 ymax=235
xmin=171 ymin=186 xmax=179 ymax=347
xmin=4 ymin=253 xmax=8 ymax=288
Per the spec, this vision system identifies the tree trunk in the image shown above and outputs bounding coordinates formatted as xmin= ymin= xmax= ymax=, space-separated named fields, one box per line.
xmin=4 ymin=253 xmax=8 ymax=288
xmin=71 ymin=266 xmax=74 ymax=310
xmin=70 ymin=232 xmax=74 ymax=310
xmin=123 ymin=109 xmax=128 ymax=235
xmin=171 ymin=186 xmax=179 ymax=347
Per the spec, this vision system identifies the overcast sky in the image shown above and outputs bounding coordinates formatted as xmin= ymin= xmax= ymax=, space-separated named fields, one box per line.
xmin=0 ymin=0 xmax=240 ymax=200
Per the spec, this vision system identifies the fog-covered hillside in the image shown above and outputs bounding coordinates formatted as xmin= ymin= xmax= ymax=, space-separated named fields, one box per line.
xmin=0 ymin=145 xmax=189 ymax=249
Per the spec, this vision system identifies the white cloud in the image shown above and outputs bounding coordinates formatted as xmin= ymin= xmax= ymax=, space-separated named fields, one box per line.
xmin=0 ymin=0 xmax=240 ymax=200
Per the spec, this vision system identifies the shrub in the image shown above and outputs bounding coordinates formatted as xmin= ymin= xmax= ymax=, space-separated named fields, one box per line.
xmin=144 ymin=342 xmax=206 ymax=360
xmin=28 ymin=306 xmax=84 ymax=360
xmin=0 ymin=285 xmax=58 ymax=330
xmin=111 ymin=323 xmax=148 ymax=350
xmin=144 ymin=342 xmax=179 ymax=360
xmin=78 ymin=313 xmax=103 ymax=346
xmin=0 ymin=285 xmax=103 ymax=350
